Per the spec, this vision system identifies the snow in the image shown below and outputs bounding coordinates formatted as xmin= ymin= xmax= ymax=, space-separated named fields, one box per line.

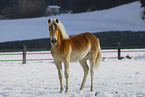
xmin=0 ymin=1 xmax=145 ymax=42
xmin=47 ymin=5 xmax=60 ymax=9
xmin=0 ymin=49 xmax=145 ymax=97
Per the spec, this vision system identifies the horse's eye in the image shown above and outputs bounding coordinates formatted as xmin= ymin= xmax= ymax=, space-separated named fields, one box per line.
xmin=56 ymin=28 xmax=59 ymax=31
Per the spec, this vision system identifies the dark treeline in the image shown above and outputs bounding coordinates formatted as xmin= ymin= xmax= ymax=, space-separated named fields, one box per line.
xmin=0 ymin=0 xmax=45 ymax=18
xmin=0 ymin=0 xmax=138 ymax=18
xmin=0 ymin=31 xmax=145 ymax=52
xmin=139 ymin=0 xmax=145 ymax=19
xmin=71 ymin=0 xmax=138 ymax=13
xmin=140 ymin=0 xmax=145 ymax=7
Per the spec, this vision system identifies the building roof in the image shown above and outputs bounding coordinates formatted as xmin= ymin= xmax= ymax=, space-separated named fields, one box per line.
xmin=47 ymin=5 xmax=60 ymax=9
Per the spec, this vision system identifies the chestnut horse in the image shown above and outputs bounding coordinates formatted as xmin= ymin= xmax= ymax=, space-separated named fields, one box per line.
xmin=48 ymin=18 xmax=101 ymax=93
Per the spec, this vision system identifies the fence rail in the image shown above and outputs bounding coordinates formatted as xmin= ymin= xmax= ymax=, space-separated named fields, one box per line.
xmin=1 ymin=43 xmax=145 ymax=63
xmin=0 ymin=52 xmax=51 ymax=55
xmin=0 ymin=59 xmax=53 ymax=62
xmin=101 ymin=49 xmax=145 ymax=53
xmin=1 ymin=47 xmax=145 ymax=63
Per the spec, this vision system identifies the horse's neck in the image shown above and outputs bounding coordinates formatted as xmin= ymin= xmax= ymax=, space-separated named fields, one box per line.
xmin=56 ymin=31 xmax=63 ymax=47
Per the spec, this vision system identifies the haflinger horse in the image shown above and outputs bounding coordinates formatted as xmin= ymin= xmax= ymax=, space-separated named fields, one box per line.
xmin=48 ymin=18 xmax=101 ymax=93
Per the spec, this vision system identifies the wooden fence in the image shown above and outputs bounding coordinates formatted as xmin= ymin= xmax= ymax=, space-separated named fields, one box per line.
xmin=0 ymin=44 xmax=145 ymax=64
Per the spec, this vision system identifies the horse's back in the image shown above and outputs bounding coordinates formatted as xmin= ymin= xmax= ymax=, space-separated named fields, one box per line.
xmin=70 ymin=32 xmax=90 ymax=51
xmin=70 ymin=32 xmax=99 ymax=48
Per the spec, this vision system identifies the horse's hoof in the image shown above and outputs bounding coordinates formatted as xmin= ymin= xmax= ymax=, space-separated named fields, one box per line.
xmin=65 ymin=89 xmax=70 ymax=93
xmin=60 ymin=89 xmax=64 ymax=93
xmin=90 ymin=88 xmax=94 ymax=91
xmin=79 ymin=86 xmax=84 ymax=90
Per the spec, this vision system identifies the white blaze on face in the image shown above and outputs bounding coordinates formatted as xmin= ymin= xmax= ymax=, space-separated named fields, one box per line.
xmin=48 ymin=19 xmax=57 ymax=45
xmin=53 ymin=25 xmax=55 ymax=32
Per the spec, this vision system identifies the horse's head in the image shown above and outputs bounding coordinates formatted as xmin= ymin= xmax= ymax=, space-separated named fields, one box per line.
xmin=48 ymin=18 xmax=60 ymax=45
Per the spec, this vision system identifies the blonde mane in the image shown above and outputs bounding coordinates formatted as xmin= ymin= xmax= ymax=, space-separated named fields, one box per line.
xmin=55 ymin=19 xmax=70 ymax=40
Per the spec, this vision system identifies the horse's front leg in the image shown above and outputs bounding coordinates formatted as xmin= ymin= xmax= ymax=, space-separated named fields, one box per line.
xmin=55 ymin=61 xmax=64 ymax=93
xmin=64 ymin=56 xmax=70 ymax=92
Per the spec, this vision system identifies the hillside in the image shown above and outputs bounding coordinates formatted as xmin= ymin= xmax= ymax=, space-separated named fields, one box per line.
xmin=0 ymin=1 xmax=145 ymax=43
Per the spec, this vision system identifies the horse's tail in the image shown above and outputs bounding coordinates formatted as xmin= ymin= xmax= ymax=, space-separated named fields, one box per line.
xmin=95 ymin=46 xmax=101 ymax=69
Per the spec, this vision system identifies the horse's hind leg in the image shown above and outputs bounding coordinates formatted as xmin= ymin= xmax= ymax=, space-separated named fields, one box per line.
xmin=79 ymin=57 xmax=89 ymax=90
xmin=89 ymin=52 xmax=97 ymax=91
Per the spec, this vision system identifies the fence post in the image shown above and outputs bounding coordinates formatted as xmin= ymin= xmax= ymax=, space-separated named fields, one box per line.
xmin=22 ymin=45 xmax=26 ymax=64
xmin=118 ymin=42 xmax=121 ymax=60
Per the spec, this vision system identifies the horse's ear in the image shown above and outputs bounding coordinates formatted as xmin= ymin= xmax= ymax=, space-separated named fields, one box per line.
xmin=55 ymin=18 xmax=59 ymax=24
xmin=48 ymin=19 xmax=51 ymax=24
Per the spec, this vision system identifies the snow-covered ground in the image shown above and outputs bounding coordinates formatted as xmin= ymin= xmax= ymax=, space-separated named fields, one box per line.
xmin=0 ymin=49 xmax=145 ymax=97
xmin=0 ymin=1 xmax=145 ymax=42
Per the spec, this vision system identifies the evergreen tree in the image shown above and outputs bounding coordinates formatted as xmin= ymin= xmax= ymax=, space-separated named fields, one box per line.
xmin=140 ymin=0 xmax=145 ymax=7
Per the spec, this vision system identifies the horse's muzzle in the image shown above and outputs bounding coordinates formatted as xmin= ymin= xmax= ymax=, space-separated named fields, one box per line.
xmin=51 ymin=39 xmax=57 ymax=44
